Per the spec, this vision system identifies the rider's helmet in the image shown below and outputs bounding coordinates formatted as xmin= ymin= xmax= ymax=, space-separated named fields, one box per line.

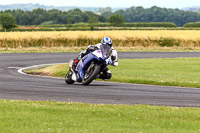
xmin=101 ymin=37 xmax=112 ymax=47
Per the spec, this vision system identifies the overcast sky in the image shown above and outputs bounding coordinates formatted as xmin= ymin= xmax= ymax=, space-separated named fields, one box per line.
xmin=0 ymin=0 xmax=199 ymax=8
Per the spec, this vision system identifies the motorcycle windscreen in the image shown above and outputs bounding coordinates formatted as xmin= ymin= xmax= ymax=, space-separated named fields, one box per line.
xmin=101 ymin=44 xmax=112 ymax=59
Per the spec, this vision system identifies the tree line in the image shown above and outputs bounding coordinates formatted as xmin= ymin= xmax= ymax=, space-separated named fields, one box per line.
xmin=0 ymin=8 xmax=106 ymax=25
xmin=113 ymin=6 xmax=200 ymax=26
xmin=0 ymin=6 xmax=200 ymax=27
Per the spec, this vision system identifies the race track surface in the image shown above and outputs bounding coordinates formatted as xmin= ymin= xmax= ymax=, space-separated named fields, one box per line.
xmin=0 ymin=52 xmax=200 ymax=107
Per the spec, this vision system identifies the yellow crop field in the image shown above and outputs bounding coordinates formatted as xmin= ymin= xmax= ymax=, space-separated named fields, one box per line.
xmin=1 ymin=30 xmax=200 ymax=40
xmin=0 ymin=30 xmax=200 ymax=49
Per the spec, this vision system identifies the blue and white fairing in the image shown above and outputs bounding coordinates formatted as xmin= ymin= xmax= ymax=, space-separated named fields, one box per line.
xmin=74 ymin=45 xmax=111 ymax=82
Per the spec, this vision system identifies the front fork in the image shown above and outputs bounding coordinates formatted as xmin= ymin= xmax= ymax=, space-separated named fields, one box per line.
xmin=69 ymin=59 xmax=75 ymax=74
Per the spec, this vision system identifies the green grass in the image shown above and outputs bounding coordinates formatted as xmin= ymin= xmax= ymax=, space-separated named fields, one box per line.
xmin=9 ymin=58 xmax=200 ymax=132
xmin=25 ymin=58 xmax=200 ymax=88
xmin=110 ymin=58 xmax=200 ymax=88
xmin=1 ymin=100 xmax=200 ymax=133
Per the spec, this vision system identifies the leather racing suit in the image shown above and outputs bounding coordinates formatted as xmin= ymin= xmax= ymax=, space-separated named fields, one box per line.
xmin=72 ymin=43 xmax=118 ymax=80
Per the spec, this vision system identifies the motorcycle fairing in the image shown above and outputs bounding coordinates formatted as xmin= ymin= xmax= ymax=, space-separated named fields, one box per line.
xmin=75 ymin=53 xmax=99 ymax=82
xmin=74 ymin=45 xmax=111 ymax=82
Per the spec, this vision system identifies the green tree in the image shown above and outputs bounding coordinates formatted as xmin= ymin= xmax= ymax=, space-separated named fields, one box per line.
xmin=99 ymin=7 xmax=112 ymax=13
xmin=32 ymin=8 xmax=47 ymax=25
xmin=88 ymin=16 xmax=98 ymax=24
xmin=66 ymin=9 xmax=83 ymax=24
xmin=198 ymin=9 xmax=200 ymax=14
xmin=101 ymin=11 xmax=112 ymax=19
xmin=88 ymin=16 xmax=98 ymax=31
xmin=0 ymin=13 xmax=17 ymax=31
xmin=108 ymin=14 xmax=124 ymax=25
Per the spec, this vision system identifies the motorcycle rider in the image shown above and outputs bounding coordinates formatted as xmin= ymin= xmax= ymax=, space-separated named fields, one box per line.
xmin=71 ymin=37 xmax=118 ymax=81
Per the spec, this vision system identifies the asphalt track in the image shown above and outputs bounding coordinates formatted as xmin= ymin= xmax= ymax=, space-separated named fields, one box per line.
xmin=1 ymin=52 xmax=200 ymax=107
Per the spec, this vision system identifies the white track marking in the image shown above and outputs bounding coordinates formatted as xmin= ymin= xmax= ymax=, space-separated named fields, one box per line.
xmin=7 ymin=67 xmax=21 ymax=69
xmin=17 ymin=63 xmax=66 ymax=79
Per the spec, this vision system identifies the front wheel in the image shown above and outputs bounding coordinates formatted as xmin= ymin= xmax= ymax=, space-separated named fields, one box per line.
xmin=65 ymin=70 xmax=75 ymax=84
xmin=82 ymin=64 xmax=100 ymax=85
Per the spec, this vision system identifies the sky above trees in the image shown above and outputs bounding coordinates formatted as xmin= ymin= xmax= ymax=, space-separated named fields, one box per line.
xmin=1 ymin=0 xmax=199 ymax=8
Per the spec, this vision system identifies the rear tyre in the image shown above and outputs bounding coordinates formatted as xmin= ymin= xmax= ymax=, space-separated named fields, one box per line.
xmin=65 ymin=70 xmax=75 ymax=84
xmin=82 ymin=64 xmax=100 ymax=85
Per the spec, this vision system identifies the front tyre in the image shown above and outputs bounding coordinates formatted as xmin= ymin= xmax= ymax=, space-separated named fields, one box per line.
xmin=82 ymin=64 xmax=100 ymax=85
xmin=65 ymin=70 xmax=75 ymax=84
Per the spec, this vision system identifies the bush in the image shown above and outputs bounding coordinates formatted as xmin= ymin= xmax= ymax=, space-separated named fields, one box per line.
xmin=183 ymin=22 xmax=200 ymax=27
xmin=40 ymin=21 xmax=54 ymax=25
xmin=158 ymin=38 xmax=180 ymax=47
xmin=121 ymin=22 xmax=177 ymax=27
xmin=39 ymin=22 xmax=176 ymax=28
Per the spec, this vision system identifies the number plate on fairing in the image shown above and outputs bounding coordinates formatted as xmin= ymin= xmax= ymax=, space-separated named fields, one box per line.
xmin=92 ymin=50 xmax=102 ymax=58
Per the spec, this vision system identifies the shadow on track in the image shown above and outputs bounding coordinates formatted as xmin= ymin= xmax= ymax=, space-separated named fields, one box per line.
xmin=65 ymin=83 xmax=115 ymax=87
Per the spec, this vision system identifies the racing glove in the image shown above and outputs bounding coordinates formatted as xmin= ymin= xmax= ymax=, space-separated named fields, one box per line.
xmin=105 ymin=58 xmax=112 ymax=65
xmin=87 ymin=45 xmax=98 ymax=51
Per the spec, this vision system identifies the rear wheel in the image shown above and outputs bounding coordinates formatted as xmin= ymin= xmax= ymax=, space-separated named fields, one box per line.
xmin=82 ymin=64 xmax=100 ymax=85
xmin=65 ymin=70 xmax=75 ymax=84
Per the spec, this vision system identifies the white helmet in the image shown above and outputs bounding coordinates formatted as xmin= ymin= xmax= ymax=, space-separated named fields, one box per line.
xmin=101 ymin=37 xmax=112 ymax=46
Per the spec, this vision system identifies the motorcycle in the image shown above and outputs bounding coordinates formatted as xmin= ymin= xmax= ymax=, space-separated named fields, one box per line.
xmin=65 ymin=44 xmax=113 ymax=85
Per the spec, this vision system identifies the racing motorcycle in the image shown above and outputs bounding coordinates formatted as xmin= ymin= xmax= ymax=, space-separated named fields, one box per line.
xmin=65 ymin=44 xmax=112 ymax=85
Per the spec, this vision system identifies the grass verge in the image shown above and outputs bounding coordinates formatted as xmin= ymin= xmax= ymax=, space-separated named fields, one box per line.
xmin=0 ymin=47 xmax=84 ymax=53
xmin=25 ymin=58 xmax=200 ymax=88
xmin=2 ymin=47 xmax=200 ymax=53
xmin=0 ymin=100 xmax=200 ymax=133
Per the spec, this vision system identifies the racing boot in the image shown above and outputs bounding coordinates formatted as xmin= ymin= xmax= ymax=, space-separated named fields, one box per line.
xmin=71 ymin=73 xmax=77 ymax=81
